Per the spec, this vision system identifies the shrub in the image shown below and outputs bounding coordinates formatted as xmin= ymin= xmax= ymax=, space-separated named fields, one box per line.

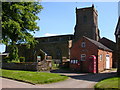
xmin=3 ymin=56 xmax=10 ymax=63
xmin=52 ymin=60 xmax=59 ymax=69
xmin=3 ymin=56 xmax=20 ymax=63
xmin=19 ymin=57 xmax=25 ymax=62
xmin=11 ymin=60 xmax=20 ymax=63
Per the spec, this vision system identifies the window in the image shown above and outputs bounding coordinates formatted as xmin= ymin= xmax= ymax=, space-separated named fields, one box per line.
xmin=70 ymin=60 xmax=72 ymax=63
xmin=71 ymin=60 xmax=78 ymax=64
xmin=81 ymin=42 xmax=86 ymax=48
xmin=106 ymin=55 xmax=109 ymax=57
xmin=73 ymin=60 xmax=75 ymax=64
xmin=81 ymin=54 xmax=86 ymax=61
xmin=100 ymin=54 xmax=102 ymax=61
xmin=75 ymin=60 xmax=78 ymax=64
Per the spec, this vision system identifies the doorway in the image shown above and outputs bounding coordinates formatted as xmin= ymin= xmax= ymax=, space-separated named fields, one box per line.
xmin=106 ymin=54 xmax=110 ymax=69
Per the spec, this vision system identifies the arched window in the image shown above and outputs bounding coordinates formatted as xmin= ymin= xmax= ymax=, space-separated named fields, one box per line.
xmin=81 ymin=42 xmax=86 ymax=48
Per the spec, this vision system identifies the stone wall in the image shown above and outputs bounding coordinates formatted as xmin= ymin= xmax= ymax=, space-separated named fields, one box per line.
xmin=2 ymin=60 xmax=52 ymax=71
xmin=2 ymin=62 xmax=38 ymax=71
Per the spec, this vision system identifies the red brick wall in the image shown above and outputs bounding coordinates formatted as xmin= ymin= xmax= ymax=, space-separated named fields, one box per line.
xmin=69 ymin=61 xmax=81 ymax=71
xmin=70 ymin=37 xmax=98 ymax=72
xmin=98 ymin=50 xmax=112 ymax=72
xmin=99 ymin=38 xmax=116 ymax=68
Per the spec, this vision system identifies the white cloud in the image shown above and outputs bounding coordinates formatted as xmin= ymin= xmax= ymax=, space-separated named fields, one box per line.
xmin=44 ymin=33 xmax=59 ymax=36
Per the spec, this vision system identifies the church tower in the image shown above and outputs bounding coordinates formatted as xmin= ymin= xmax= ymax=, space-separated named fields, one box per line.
xmin=74 ymin=5 xmax=100 ymax=41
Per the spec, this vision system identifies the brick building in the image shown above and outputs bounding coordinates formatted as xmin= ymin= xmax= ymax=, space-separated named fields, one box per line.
xmin=70 ymin=36 xmax=113 ymax=73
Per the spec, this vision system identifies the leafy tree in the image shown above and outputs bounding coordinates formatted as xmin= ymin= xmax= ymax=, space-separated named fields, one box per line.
xmin=2 ymin=2 xmax=43 ymax=61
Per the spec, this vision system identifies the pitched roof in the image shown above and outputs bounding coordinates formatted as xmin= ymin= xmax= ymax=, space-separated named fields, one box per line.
xmin=84 ymin=36 xmax=112 ymax=52
xmin=35 ymin=34 xmax=73 ymax=39
xmin=115 ymin=16 xmax=120 ymax=35
xmin=99 ymin=37 xmax=116 ymax=50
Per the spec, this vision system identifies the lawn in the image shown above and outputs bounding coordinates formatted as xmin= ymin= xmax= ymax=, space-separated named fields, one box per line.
xmin=94 ymin=77 xmax=120 ymax=89
xmin=0 ymin=69 xmax=68 ymax=84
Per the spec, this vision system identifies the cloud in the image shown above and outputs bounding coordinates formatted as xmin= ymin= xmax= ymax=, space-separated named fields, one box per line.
xmin=44 ymin=33 xmax=59 ymax=36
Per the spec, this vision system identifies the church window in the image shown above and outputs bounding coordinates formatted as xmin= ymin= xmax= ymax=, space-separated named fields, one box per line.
xmin=81 ymin=42 xmax=86 ymax=48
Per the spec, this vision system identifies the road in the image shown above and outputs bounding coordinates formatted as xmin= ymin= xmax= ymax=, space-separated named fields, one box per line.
xmin=1 ymin=71 xmax=116 ymax=89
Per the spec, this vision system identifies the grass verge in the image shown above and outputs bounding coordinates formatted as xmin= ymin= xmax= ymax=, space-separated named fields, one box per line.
xmin=0 ymin=69 xmax=68 ymax=84
xmin=94 ymin=77 xmax=120 ymax=90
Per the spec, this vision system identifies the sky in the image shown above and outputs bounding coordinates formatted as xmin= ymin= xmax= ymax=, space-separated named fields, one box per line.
xmin=34 ymin=2 xmax=118 ymax=40
xmin=0 ymin=1 xmax=119 ymax=53
xmin=118 ymin=1 xmax=120 ymax=16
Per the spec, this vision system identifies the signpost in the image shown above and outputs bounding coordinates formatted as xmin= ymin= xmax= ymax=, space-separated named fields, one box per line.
xmin=37 ymin=56 xmax=41 ymax=62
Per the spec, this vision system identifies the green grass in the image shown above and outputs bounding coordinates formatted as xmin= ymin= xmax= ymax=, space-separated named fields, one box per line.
xmin=94 ymin=77 xmax=120 ymax=89
xmin=111 ymin=68 xmax=117 ymax=71
xmin=0 ymin=69 xmax=68 ymax=84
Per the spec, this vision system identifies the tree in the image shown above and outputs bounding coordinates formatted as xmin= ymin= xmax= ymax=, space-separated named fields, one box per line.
xmin=2 ymin=2 xmax=43 ymax=61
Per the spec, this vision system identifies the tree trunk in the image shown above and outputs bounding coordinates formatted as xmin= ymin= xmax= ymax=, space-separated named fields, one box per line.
xmin=9 ymin=41 xmax=19 ymax=61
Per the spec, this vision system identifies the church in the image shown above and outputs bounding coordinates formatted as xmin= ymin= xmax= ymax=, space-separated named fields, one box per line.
xmin=6 ymin=5 xmax=115 ymax=72
xmin=17 ymin=5 xmax=100 ymax=61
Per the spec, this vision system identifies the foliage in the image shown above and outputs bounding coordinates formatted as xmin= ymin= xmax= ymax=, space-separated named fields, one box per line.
xmin=94 ymin=77 xmax=120 ymax=89
xmin=9 ymin=45 xmax=19 ymax=61
xmin=11 ymin=60 xmax=20 ymax=63
xmin=52 ymin=60 xmax=59 ymax=70
xmin=2 ymin=2 xmax=43 ymax=45
xmin=19 ymin=57 xmax=25 ymax=62
xmin=2 ymin=2 xmax=43 ymax=60
xmin=3 ymin=56 xmax=20 ymax=63
xmin=1 ymin=69 xmax=68 ymax=84
xmin=3 ymin=56 xmax=10 ymax=63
